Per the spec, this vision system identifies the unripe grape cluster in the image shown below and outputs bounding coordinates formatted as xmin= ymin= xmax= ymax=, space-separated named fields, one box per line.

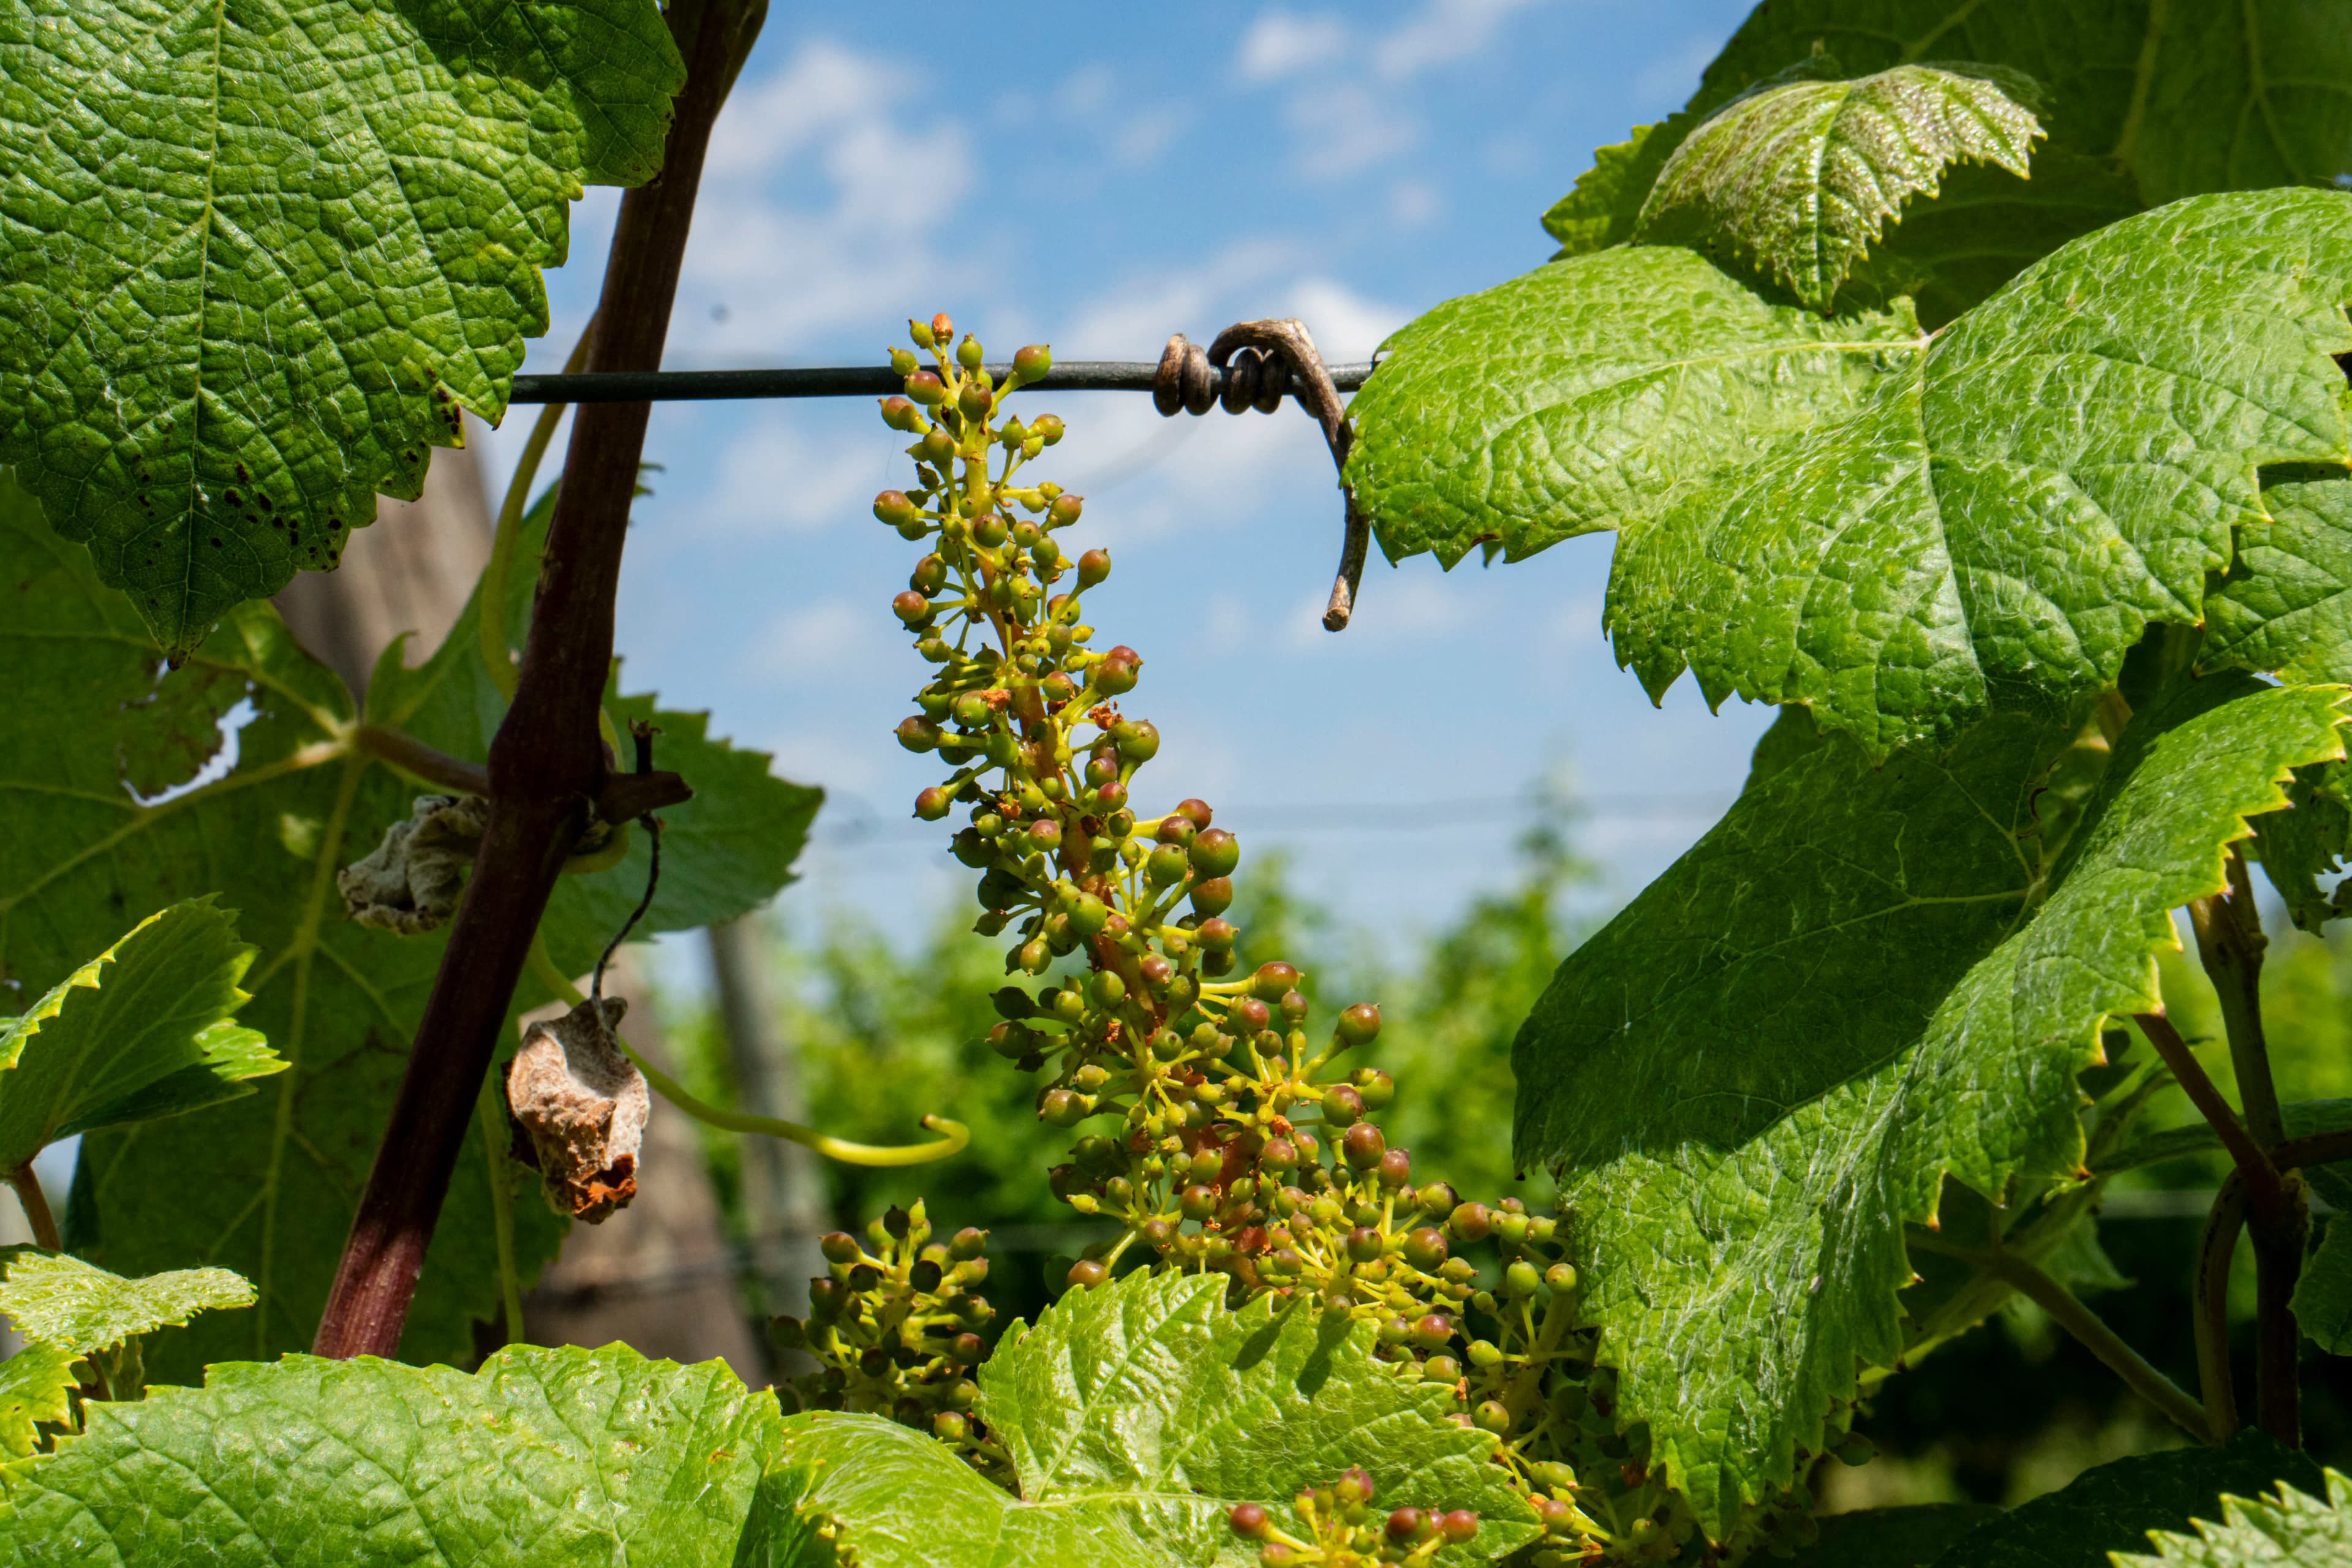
xmin=1229 ymin=1468 xmax=1479 ymax=1566
xmin=840 ymin=312 xmax=1851 ymax=1564
xmin=769 ymin=1199 xmax=1010 ymax=1485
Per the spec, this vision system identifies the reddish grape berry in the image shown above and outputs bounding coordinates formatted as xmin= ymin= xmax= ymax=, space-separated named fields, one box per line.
xmin=1248 ymin=959 xmax=1298 ymax=1001
xmin=820 ymin=1231 xmax=860 ymax=1264
xmin=1094 ymin=646 xmax=1141 ymax=695
xmin=1139 ymin=954 xmax=1174 ymax=989
xmin=1174 ymin=797 xmax=1213 ymax=828
xmin=1342 ymin=1122 xmax=1386 ymax=1169
xmin=1441 ymin=1511 xmax=1479 ymax=1544
xmin=1447 ymin=1202 xmax=1491 ymax=1242
xmin=1066 ymin=1259 xmax=1109 ymax=1289
xmin=1411 ymin=1313 xmax=1454 ymax=1349
xmin=1013 ymin=343 xmax=1052 ymax=382
xmin=1180 ymin=1183 xmax=1217 ymax=1220
xmin=1336 ymin=1003 xmax=1381 ymax=1048
xmin=1026 ymin=818 xmax=1062 ymax=851
xmin=1259 ymin=1137 xmax=1298 ymax=1172
xmin=904 ymin=371 xmax=947 ymax=405
xmin=1322 ymin=1084 xmax=1364 ymax=1127
xmin=1387 ymin=1507 xmax=1427 ymax=1543
xmin=1234 ymin=997 xmax=1272 ymax=1032
xmin=1191 ymin=876 xmax=1234 ymax=916
xmin=878 ymin=395 xmax=924 ymax=432
xmin=1402 ymin=1227 xmax=1447 ymax=1270
xmin=1155 ymin=815 xmax=1197 ymax=847
xmin=1229 ymin=1502 xmax=1270 ymax=1540
xmin=1376 ymin=1147 xmax=1412 ymax=1188
xmin=1336 ymin=1466 xmax=1374 ymax=1504
xmin=951 ymin=1227 xmax=988 ymax=1259
xmin=1346 ymin=1226 xmax=1382 ymax=1264
xmin=1077 ymin=548 xmax=1112 ymax=587
xmin=891 ymin=589 xmax=932 ymax=627
xmin=1197 ymin=917 xmax=1238 ymax=951
xmin=895 ymin=716 xmax=940 ymax=753
xmin=874 ymin=490 xmax=919 ymax=528
xmin=914 ymin=786 xmax=952 ymax=820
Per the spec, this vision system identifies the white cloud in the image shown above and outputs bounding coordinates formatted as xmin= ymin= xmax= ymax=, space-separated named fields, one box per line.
xmin=1237 ymin=11 xmax=1351 ymax=82
xmin=1388 ymin=178 xmax=1442 ymax=228
xmin=1115 ymin=105 xmax=1192 ymax=168
xmin=1287 ymin=81 xmax=1420 ymax=181
xmin=1370 ymin=0 xmax=1542 ymax=81
xmin=669 ymin=39 xmax=977 ymax=357
xmin=1281 ymin=277 xmax=1409 ymax=361
xmin=706 ymin=409 xmax=895 ymax=534
xmin=1054 ymin=238 xmax=1302 ymax=357
xmin=743 ymin=598 xmax=879 ymax=679
xmin=1058 ymin=62 xmax=1116 ymax=119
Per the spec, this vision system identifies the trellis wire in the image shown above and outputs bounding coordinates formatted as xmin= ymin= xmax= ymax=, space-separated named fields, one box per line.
xmin=508 ymin=360 xmax=1374 ymax=404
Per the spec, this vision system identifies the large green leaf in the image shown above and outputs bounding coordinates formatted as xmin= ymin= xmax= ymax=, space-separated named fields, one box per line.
xmin=1695 ymin=0 xmax=2352 ymax=209
xmin=1836 ymin=148 xmax=2141 ymax=330
xmin=2209 ymin=475 xmax=2352 ymax=687
xmin=1635 ymin=63 xmax=2043 ymax=312
xmin=0 ymin=473 xmax=816 ymax=1377
xmin=1510 ymin=675 xmax=2347 ymax=1532
xmin=1608 ymin=189 xmax=2352 ymax=757
xmin=2293 ymin=1216 xmax=2352 ymax=1356
xmin=2114 ymin=1470 xmax=2352 ymax=1566
xmin=1785 ymin=1502 xmax=1999 ymax=1568
xmin=746 ymin=1269 xmax=1540 ymax=1567
xmin=0 ymin=901 xmax=277 ymax=1177
xmin=0 ymin=1346 xmax=74 ymax=1460
xmin=1341 ymin=247 xmax=1920 ymax=567
xmin=0 ymin=1250 xmax=251 ymax=1357
xmin=0 ymin=1 xmax=685 ymax=657
xmin=1926 ymin=1433 xmax=2325 ymax=1568
xmin=0 ymin=1343 xmax=780 ymax=1564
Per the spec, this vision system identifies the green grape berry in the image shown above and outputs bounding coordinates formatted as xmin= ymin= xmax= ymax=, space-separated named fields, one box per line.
xmin=1322 ymin=1084 xmax=1364 ymax=1127
xmin=1197 ymin=916 xmax=1237 ymax=951
xmin=1190 ymin=876 xmax=1234 ymax=916
xmin=1505 ymin=1259 xmax=1542 ymax=1297
xmin=905 ymin=370 xmax=946 ymax=405
xmin=1093 ymin=644 xmax=1140 ymax=695
xmin=895 ymin=716 xmax=940 ymax=753
xmin=1180 ymin=829 xmax=1236 ymax=880
xmin=914 ymin=786 xmax=952 ymax=820
xmin=1012 ymin=343 xmax=1052 ymax=383
xmin=1402 ymin=1227 xmax=1447 ymax=1270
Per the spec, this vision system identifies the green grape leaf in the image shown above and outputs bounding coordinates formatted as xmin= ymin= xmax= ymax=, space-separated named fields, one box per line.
xmin=1838 ymin=147 xmax=2142 ymax=330
xmin=2293 ymin=1216 xmax=2352 ymax=1356
xmin=1926 ymin=1434 xmax=2326 ymax=1568
xmin=0 ymin=0 xmax=686 ymax=657
xmin=0 ymin=1343 xmax=780 ymax=1564
xmin=2209 ymin=476 xmax=2352 ymax=687
xmin=0 ymin=1343 xmax=74 ymax=1460
xmin=2117 ymin=1471 xmax=2352 ymax=1567
xmin=1608 ymin=189 xmax=2352 ymax=758
xmin=1541 ymin=119 xmax=1688 ymax=256
xmin=748 ymin=1269 xmax=1540 ymax=1567
xmin=0 ymin=1249 xmax=250 ymax=1356
xmin=1341 ymin=247 xmax=1920 ymax=568
xmin=1510 ymin=674 xmax=2347 ymax=1532
xmin=1695 ymin=0 xmax=2352 ymax=209
xmin=2247 ymin=760 xmax=2352 ymax=932
xmin=0 ymin=473 xmax=816 ymax=1378
xmin=0 ymin=900 xmax=277 ymax=1177
xmin=1635 ymin=63 xmax=2043 ymax=312
xmin=1785 ymin=1502 xmax=1999 ymax=1568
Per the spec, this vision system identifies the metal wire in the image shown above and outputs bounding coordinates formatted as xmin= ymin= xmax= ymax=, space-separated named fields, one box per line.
xmin=508 ymin=360 xmax=1374 ymax=405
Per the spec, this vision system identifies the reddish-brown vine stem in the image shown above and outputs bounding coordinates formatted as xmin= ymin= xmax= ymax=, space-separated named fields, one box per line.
xmin=311 ymin=0 xmax=764 ymax=1360
xmin=2193 ymin=1175 xmax=2247 ymax=1441
xmin=2132 ymin=1012 xmax=2285 ymax=1213
xmin=7 ymin=1166 xmax=59 ymax=1253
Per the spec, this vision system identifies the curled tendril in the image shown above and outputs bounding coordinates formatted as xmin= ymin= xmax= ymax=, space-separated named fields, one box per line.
xmin=522 ymin=934 xmax=969 ymax=1167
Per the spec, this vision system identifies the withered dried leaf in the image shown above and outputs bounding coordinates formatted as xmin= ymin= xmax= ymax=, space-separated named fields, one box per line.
xmin=505 ymin=998 xmax=648 ymax=1223
xmin=336 ymin=794 xmax=488 ymax=934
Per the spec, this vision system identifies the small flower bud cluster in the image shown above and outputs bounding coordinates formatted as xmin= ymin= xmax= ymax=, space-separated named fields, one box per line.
xmin=770 ymin=1199 xmax=1009 ymax=1485
xmin=860 ymin=314 xmax=1839 ymax=1563
xmin=1228 ymin=1468 xmax=1479 ymax=1566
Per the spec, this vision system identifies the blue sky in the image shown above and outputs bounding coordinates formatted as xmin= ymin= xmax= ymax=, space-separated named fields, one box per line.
xmin=476 ymin=0 xmax=1770 ymax=945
